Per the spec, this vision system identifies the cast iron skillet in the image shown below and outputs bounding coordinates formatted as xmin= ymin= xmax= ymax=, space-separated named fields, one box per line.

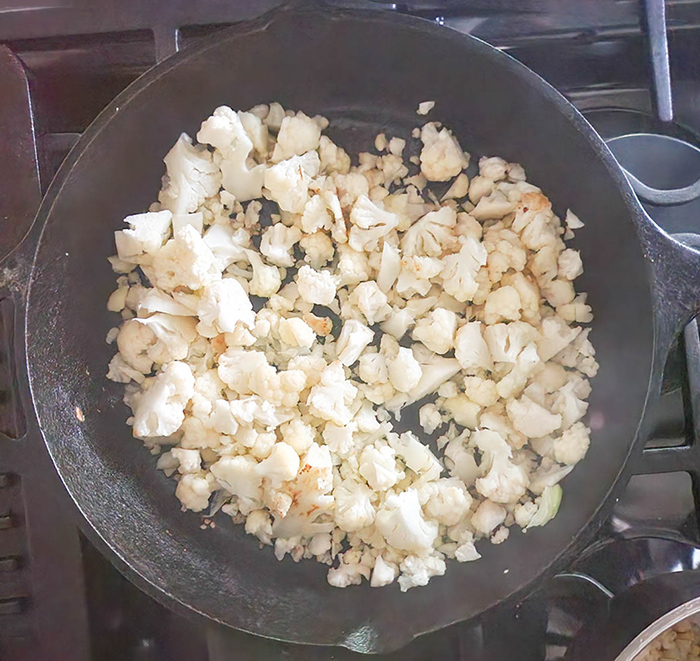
xmin=5 ymin=3 xmax=700 ymax=654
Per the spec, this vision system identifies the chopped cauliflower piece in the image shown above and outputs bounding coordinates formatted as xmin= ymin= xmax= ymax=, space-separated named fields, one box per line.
xmin=158 ymin=133 xmax=221 ymax=215
xmin=440 ymin=236 xmax=488 ymax=302
xmin=336 ymin=319 xmax=374 ymax=366
xmin=272 ymin=111 xmax=321 ymax=161
xmin=348 ymin=195 xmax=399 ymax=252
xmin=412 ymin=308 xmax=458 ymax=354
xmin=130 ymin=361 xmax=195 ymax=437
xmin=420 ymin=122 xmax=468 ymax=181
xmin=375 ymin=489 xmax=438 ymax=553
xmin=264 ymin=151 xmax=320 ymax=213
xmin=260 ymin=223 xmax=302 ymax=267
xmin=296 ymin=265 xmax=337 ymax=305
xmin=150 ymin=225 xmax=220 ymax=292
xmin=196 ymin=107 xmax=263 ymax=202
xmin=387 ymin=347 xmax=423 ymax=394
xmin=349 ymin=280 xmax=391 ymax=325
xmin=176 ymin=473 xmax=213 ymax=512
xmin=416 ymin=100 xmax=435 ymax=115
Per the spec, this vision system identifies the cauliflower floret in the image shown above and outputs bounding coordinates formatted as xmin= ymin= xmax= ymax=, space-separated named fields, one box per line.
xmin=196 ymin=279 xmax=254 ymax=334
xmin=245 ymin=249 xmax=281 ymax=297
xmin=443 ymin=173 xmax=470 ymax=201
xmin=388 ymin=431 xmax=442 ymax=480
xmin=376 ymin=241 xmax=401 ymax=293
xmin=271 ymin=443 xmax=335 ymax=538
xmin=558 ymin=248 xmax=584 ymax=280
xmin=419 ymin=122 xmax=468 ymax=182
xmin=349 ymin=280 xmax=391 ymax=325
xmin=472 ymin=190 xmax=516 ymax=221
xmin=484 ymin=321 xmax=538 ymax=363
xmin=454 ymin=322 xmax=494 ymax=373
xmin=114 ymin=210 xmax=172 ymax=262
xmin=107 ymin=353 xmax=146 ymax=384
xmin=260 ymin=223 xmax=302 ymax=267
xmin=375 ymin=488 xmax=439 ymax=553
xmin=359 ymin=352 xmax=388 ymax=385
xmin=514 ymin=501 xmax=538 ymax=528
xmin=135 ymin=314 xmax=197 ymax=364
xmin=278 ymin=317 xmax=316 ymax=349
xmin=473 ymin=429 xmax=529 ymax=504
xmin=130 ymin=361 xmax=195 ymax=437
xmin=171 ymin=447 xmax=201 ymax=474
xmin=336 ymin=319 xmax=374 ymax=366
xmin=443 ymin=434 xmax=479 ymax=485
xmin=280 ymin=418 xmax=316 ymax=455
xmin=483 ymin=285 xmax=522 ymax=324
xmin=552 ymin=378 xmax=589 ymax=430
xmin=506 ymin=395 xmax=562 ymax=438
xmin=552 ymin=422 xmax=591 ymax=465
xmin=245 ymin=509 xmax=274 ymax=545
xmin=196 ymin=106 xmax=264 ymax=202
xmin=175 ymin=473 xmax=213 ymax=512
xmin=419 ymin=402 xmax=443 ymax=434
xmin=387 ymin=347 xmax=423 ymax=394
xmin=565 ymin=208 xmax=584 ymax=230
xmin=359 ymin=444 xmax=402 ymax=491
xmin=398 ymin=555 xmax=446 ymax=592
xmin=202 ymin=224 xmax=250 ymax=270
xmin=307 ymin=362 xmax=357 ymax=426
xmin=150 ymin=225 xmax=221 ymax=292
xmin=371 ymin=555 xmax=398 ymax=587
xmin=319 ymin=135 xmax=351 ymax=174
xmin=210 ymin=455 xmax=263 ymax=507
xmin=402 ymin=206 xmax=458 ymax=257
xmin=421 ymin=478 xmax=472 ymax=526
xmin=348 ymin=195 xmax=399 ymax=252
xmin=264 ymin=151 xmax=320 ymax=213
xmin=463 ymin=376 xmax=499 ymax=408
xmin=300 ymin=231 xmax=335 ymax=269
xmin=396 ymin=255 xmax=443 ymax=297
xmin=536 ymin=315 xmax=581 ymax=362
xmin=471 ymin=500 xmax=507 ymax=536
xmin=116 ymin=319 xmax=158 ymax=373
xmin=296 ymin=265 xmax=337 ymax=305
xmin=404 ymin=355 xmax=462 ymax=405
xmin=479 ymin=156 xmax=508 ymax=181
xmin=300 ymin=195 xmax=332 ymax=234
xmin=179 ymin=416 xmax=221 ymax=449
xmin=257 ymin=442 xmax=301 ymax=487
xmin=272 ymin=111 xmax=321 ymax=161
xmin=336 ymin=244 xmax=371 ymax=286
xmin=412 ymin=308 xmax=458 ymax=354
xmin=323 ymin=421 xmax=356 ymax=458
xmin=327 ymin=554 xmax=371 ymax=588
xmin=542 ymin=279 xmax=575 ymax=308
xmin=334 ymin=480 xmax=376 ymax=532
xmin=440 ymin=236 xmax=488 ymax=302
xmin=158 ymin=134 xmax=222 ymax=215
xmin=217 ymin=348 xmax=269 ymax=393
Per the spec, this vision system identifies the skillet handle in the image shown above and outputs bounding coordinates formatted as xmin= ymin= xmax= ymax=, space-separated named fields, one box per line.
xmin=0 ymin=46 xmax=42 ymax=264
xmin=0 ymin=45 xmax=42 ymax=441
xmin=639 ymin=219 xmax=700 ymax=371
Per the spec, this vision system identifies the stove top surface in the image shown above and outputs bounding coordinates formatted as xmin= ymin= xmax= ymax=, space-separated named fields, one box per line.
xmin=3 ymin=2 xmax=700 ymax=660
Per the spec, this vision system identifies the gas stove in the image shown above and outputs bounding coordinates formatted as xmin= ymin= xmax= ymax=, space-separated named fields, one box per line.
xmin=2 ymin=2 xmax=700 ymax=660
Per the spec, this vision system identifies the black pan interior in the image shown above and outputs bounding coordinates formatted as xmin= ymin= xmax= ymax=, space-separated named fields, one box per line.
xmin=24 ymin=6 xmax=654 ymax=653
